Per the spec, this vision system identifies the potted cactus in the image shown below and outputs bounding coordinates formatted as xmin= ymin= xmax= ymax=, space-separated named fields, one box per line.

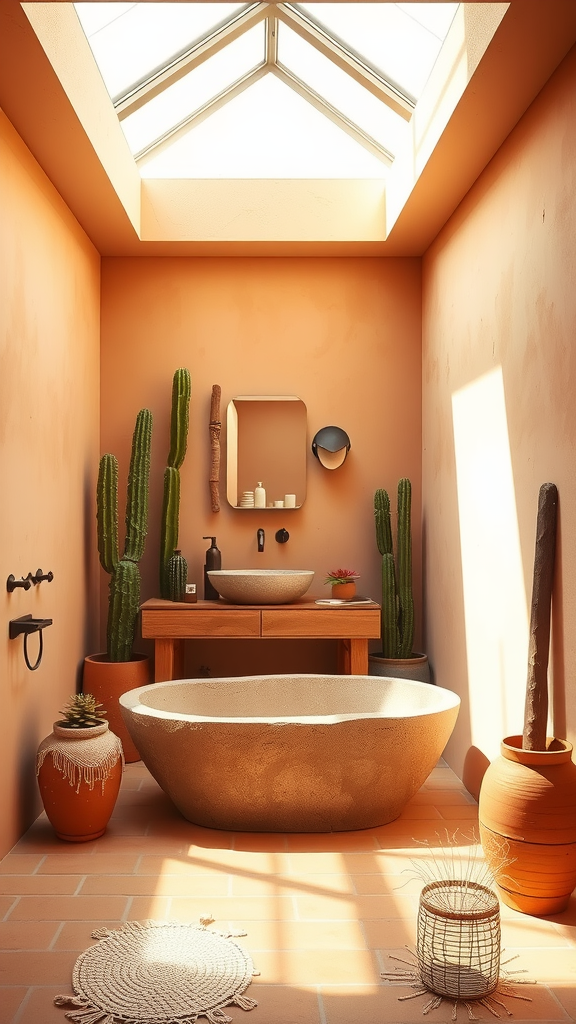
xmin=160 ymin=368 xmax=191 ymax=600
xmin=36 ymin=694 xmax=123 ymax=842
xmin=83 ymin=408 xmax=153 ymax=761
xmin=369 ymin=478 xmax=430 ymax=683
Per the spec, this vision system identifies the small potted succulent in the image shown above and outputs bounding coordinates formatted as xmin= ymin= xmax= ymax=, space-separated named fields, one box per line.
xmin=36 ymin=694 xmax=124 ymax=842
xmin=324 ymin=568 xmax=360 ymax=601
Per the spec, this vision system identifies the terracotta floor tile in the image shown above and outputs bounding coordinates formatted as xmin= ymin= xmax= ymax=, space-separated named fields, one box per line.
xmin=0 ymin=985 xmax=28 ymax=1024
xmin=234 ymin=918 xmax=367 ymax=950
xmin=268 ymin=873 xmax=355 ymax=897
xmin=296 ymin=892 xmax=418 ymax=921
xmin=50 ymin=921 xmax=119 ymax=951
xmin=253 ymin=947 xmax=378 ymax=985
xmin=352 ymin=873 xmax=423 ymax=896
xmin=501 ymin=947 xmax=576 ymax=982
xmin=169 ymin=896 xmax=297 ymax=922
xmin=397 ymin=804 xmax=444 ymax=820
xmin=136 ymin=854 xmax=229 ymax=876
xmin=501 ymin=918 xmax=574 ymax=948
xmin=437 ymin=803 xmax=480 ymax=820
xmin=408 ymin=789 xmax=476 ymax=805
xmin=80 ymin=873 xmax=229 ymax=897
xmin=184 ymin=849 xmax=290 ymax=873
xmin=286 ymin=833 xmax=379 ymax=853
xmin=549 ymin=983 xmax=576 ymax=1020
xmin=0 ymin=898 xmax=17 ymax=919
xmin=127 ymin=896 xmax=171 ymax=920
xmin=232 ymin=833 xmax=289 ymax=852
xmin=8 ymin=895 xmax=127 ymax=921
xmin=13 ymin=985 xmax=79 ymax=1024
xmin=0 ymin=856 xmax=44 ymax=876
xmin=285 ymin=852 xmax=358 ymax=874
xmin=38 ymin=853 xmax=139 ymax=875
xmin=363 ymin=917 xmax=418 ymax=947
xmin=90 ymin=834 xmax=189 ymax=854
xmin=0 ymin=875 xmax=82 ymax=896
xmin=246 ymin=984 xmax=321 ymax=1023
xmin=0 ymin=950 xmax=78 ymax=985
xmin=0 ymin=921 xmax=60 ymax=951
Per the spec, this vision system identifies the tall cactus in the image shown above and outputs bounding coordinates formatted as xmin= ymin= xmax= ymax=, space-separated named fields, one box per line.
xmin=97 ymin=409 xmax=152 ymax=662
xmin=160 ymin=369 xmax=191 ymax=598
xmin=374 ymin=478 xmax=414 ymax=659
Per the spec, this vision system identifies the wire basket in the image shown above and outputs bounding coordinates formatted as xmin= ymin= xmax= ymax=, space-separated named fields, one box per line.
xmin=416 ymin=879 xmax=501 ymax=1000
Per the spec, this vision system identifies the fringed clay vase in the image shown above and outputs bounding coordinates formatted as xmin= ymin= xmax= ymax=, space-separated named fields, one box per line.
xmin=36 ymin=721 xmax=123 ymax=842
xmin=83 ymin=654 xmax=150 ymax=763
xmin=479 ymin=735 xmax=576 ymax=915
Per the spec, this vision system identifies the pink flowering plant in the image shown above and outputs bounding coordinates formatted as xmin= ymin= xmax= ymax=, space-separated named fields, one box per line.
xmin=324 ymin=568 xmax=361 ymax=586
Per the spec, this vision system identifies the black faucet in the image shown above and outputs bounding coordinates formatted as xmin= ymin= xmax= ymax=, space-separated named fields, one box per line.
xmin=257 ymin=528 xmax=265 ymax=552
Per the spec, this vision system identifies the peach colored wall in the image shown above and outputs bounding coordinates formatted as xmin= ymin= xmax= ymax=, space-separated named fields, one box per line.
xmin=0 ymin=108 xmax=100 ymax=858
xmin=100 ymin=257 xmax=422 ymax=678
xmin=422 ymin=45 xmax=576 ymax=797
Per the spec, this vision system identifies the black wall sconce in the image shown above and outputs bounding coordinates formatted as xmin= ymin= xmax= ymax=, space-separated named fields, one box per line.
xmin=311 ymin=426 xmax=351 ymax=470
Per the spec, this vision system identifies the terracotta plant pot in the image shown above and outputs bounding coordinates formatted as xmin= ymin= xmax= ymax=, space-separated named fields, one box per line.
xmin=479 ymin=735 xmax=576 ymax=915
xmin=331 ymin=582 xmax=356 ymax=600
xmin=36 ymin=722 xmax=123 ymax=842
xmin=83 ymin=654 xmax=150 ymax=762
xmin=368 ymin=651 xmax=431 ymax=684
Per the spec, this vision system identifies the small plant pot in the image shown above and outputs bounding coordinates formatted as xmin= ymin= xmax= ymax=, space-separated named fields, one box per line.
xmin=368 ymin=651 xmax=431 ymax=684
xmin=331 ymin=582 xmax=356 ymax=600
xmin=83 ymin=654 xmax=150 ymax=762
xmin=36 ymin=722 xmax=123 ymax=842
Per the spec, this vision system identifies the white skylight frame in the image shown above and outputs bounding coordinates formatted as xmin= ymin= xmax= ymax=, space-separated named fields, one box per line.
xmin=74 ymin=2 xmax=459 ymax=175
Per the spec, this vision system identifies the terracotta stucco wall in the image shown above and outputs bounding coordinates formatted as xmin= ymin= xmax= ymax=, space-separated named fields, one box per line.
xmin=422 ymin=45 xmax=576 ymax=796
xmin=0 ymin=108 xmax=100 ymax=857
xmin=100 ymin=257 xmax=422 ymax=677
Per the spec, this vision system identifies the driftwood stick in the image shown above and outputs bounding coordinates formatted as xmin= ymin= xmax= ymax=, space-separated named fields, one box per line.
xmin=522 ymin=482 xmax=558 ymax=750
xmin=209 ymin=384 xmax=221 ymax=513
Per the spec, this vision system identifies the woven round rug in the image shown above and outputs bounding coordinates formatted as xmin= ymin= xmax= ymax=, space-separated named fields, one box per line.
xmin=54 ymin=921 xmax=258 ymax=1024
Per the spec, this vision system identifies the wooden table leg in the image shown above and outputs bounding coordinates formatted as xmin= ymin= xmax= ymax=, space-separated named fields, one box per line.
xmin=154 ymin=639 xmax=186 ymax=682
xmin=337 ymin=639 xmax=350 ymax=674
xmin=348 ymin=638 xmax=368 ymax=675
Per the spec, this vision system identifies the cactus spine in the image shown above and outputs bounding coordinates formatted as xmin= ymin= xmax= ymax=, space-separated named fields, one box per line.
xmin=374 ymin=478 xmax=414 ymax=659
xmin=97 ymin=409 xmax=152 ymax=662
xmin=167 ymin=549 xmax=188 ymax=602
xmin=160 ymin=369 xmax=191 ymax=598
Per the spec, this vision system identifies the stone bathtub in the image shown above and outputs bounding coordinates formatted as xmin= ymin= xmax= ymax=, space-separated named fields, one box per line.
xmin=119 ymin=674 xmax=460 ymax=832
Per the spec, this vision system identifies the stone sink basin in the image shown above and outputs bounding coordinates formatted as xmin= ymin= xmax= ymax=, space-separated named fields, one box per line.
xmin=207 ymin=569 xmax=314 ymax=604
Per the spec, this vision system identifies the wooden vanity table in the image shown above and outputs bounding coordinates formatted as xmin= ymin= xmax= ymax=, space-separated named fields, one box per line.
xmin=140 ymin=598 xmax=381 ymax=681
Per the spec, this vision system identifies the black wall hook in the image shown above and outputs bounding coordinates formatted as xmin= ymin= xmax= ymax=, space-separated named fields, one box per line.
xmin=9 ymin=614 xmax=53 ymax=671
xmin=7 ymin=574 xmax=32 ymax=593
xmin=31 ymin=569 xmax=54 ymax=585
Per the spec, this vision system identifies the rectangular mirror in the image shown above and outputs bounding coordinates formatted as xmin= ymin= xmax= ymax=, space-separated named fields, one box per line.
xmin=227 ymin=396 xmax=307 ymax=509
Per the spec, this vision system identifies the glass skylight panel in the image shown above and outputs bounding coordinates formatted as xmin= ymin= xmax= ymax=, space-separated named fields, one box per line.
xmin=277 ymin=22 xmax=408 ymax=157
xmin=121 ymin=23 xmax=264 ymax=155
xmin=74 ymin=2 xmax=247 ymax=101
xmin=295 ymin=3 xmax=459 ymax=101
xmin=140 ymin=74 xmax=386 ymax=178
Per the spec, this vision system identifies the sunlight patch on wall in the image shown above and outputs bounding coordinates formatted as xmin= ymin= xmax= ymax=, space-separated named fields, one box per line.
xmin=452 ymin=366 xmax=528 ymax=759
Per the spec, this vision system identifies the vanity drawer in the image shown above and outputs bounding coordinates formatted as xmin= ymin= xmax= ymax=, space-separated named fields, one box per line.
xmin=142 ymin=609 xmax=261 ymax=638
xmin=261 ymin=608 xmax=380 ymax=638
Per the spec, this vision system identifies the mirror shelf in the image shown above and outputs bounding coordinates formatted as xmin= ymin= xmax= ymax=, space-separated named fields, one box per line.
xmin=226 ymin=396 xmax=307 ymax=510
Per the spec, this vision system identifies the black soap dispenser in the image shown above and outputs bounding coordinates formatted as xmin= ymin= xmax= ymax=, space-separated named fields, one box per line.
xmin=203 ymin=536 xmax=221 ymax=600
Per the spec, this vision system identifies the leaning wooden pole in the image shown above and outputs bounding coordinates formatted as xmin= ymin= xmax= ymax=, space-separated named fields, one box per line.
xmin=522 ymin=481 xmax=558 ymax=751
xmin=209 ymin=384 xmax=221 ymax=513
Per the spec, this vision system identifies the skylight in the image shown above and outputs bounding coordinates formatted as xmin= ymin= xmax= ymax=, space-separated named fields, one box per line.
xmin=74 ymin=2 xmax=459 ymax=178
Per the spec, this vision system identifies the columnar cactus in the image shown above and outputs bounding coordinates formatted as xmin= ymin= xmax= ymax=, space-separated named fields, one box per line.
xmin=167 ymin=549 xmax=188 ymax=602
xmin=374 ymin=478 xmax=414 ymax=659
xmin=97 ymin=409 xmax=153 ymax=662
xmin=160 ymin=369 xmax=191 ymax=598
